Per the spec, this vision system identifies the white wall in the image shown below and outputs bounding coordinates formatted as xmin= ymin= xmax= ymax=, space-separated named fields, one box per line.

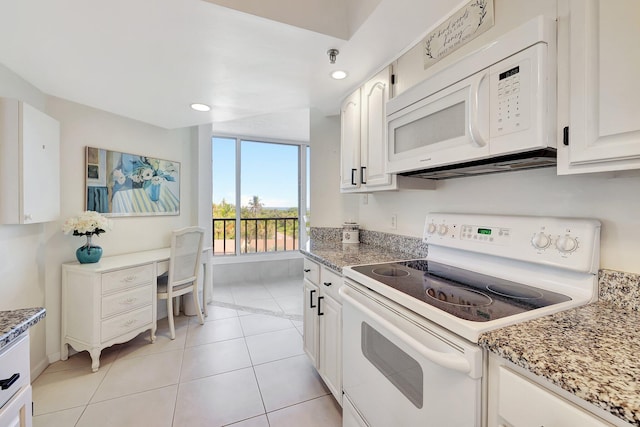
xmin=0 ymin=63 xmax=199 ymax=375
xmin=309 ymin=109 xmax=358 ymax=226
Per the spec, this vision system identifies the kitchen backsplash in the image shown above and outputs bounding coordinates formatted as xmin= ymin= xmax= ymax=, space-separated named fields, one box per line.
xmin=599 ymin=269 xmax=640 ymax=311
xmin=310 ymin=227 xmax=428 ymax=258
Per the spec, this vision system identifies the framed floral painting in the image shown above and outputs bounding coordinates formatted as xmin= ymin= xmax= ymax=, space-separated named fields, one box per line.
xmin=85 ymin=147 xmax=180 ymax=216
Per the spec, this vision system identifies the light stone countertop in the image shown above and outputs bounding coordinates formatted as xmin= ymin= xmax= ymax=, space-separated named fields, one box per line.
xmin=0 ymin=307 xmax=46 ymax=350
xmin=479 ymin=301 xmax=640 ymax=426
xmin=300 ymin=240 xmax=420 ymax=273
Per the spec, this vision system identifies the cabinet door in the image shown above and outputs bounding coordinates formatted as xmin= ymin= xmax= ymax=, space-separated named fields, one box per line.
xmin=319 ymin=293 xmax=342 ymax=405
xmin=340 ymin=88 xmax=361 ymax=190
xmin=303 ymin=279 xmax=320 ymax=367
xmin=21 ymin=103 xmax=60 ymax=223
xmin=361 ymin=67 xmax=392 ymax=188
xmin=0 ymin=386 xmax=32 ymax=427
xmin=558 ymin=0 xmax=640 ymax=174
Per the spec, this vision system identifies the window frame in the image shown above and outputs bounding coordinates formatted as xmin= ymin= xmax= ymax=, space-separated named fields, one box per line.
xmin=212 ymin=133 xmax=309 ymax=257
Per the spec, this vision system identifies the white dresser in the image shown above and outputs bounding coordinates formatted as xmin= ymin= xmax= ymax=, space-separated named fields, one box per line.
xmin=61 ymin=251 xmax=163 ymax=372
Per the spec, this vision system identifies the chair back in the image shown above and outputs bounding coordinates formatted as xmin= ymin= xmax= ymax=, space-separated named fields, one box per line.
xmin=168 ymin=226 xmax=205 ymax=288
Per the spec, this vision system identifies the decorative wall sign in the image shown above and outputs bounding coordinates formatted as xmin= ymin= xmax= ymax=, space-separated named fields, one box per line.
xmin=85 ymin=146 xmax=180 ymax=217
xmin=423 ymin=0 xmax=494 ymax=69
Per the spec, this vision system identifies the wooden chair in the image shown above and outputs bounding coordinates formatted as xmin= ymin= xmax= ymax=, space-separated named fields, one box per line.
xmin=157 ymin=226 xmax=205 ymax=339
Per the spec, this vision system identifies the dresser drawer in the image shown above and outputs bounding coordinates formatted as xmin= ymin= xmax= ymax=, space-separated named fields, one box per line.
xmin=102 ymin=264 xmax=153 ymax=294
xmin=102 ymin=284 xmax=153 ymax=319
xmin=101 ymin=305 xmax=153 ymax=342
xmin=303 ymin=258 xmax=320 ymax=285
xmin=0 ymin=334 xmax=29 ymax=410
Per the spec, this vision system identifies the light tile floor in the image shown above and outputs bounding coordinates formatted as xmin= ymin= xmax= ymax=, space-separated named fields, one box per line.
xmin=33 ymin=279 xmax=341 ymax=427
xmin=209 ymin=277 xmax=304 ymax=321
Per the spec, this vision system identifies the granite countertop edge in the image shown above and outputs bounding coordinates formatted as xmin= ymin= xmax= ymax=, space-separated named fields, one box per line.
xmin=479 ymin=301 xmax=640 ymax=426
xmin=0 ymin=307 xmax=46 ymax=350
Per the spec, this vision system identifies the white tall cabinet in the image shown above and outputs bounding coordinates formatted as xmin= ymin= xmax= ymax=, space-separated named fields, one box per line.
xmin=557 ymin=0 xmax=640 ymax=174
xmin=302 ymin=257 xmax=343 ymax=405
xmin=0 ymin=98 xmax=60 ymax=224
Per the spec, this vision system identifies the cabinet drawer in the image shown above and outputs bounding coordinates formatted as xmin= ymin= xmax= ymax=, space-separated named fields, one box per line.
xmin=320 ymin=267 xmax=343 ymax=301
xmin=102 ymin=284 xmax=153 ymax=318
xmin=101 ymin=305 xmax=153 ymax=342
xmin=303 ymin=258 xmax=320 ymax=285
xmin=102 ymin=264 xmax=153 ymax=294
xmin=0 ymin=334 xmax=29 ymax=410
xmin=498 ymin=367 xmax=612 ymax=426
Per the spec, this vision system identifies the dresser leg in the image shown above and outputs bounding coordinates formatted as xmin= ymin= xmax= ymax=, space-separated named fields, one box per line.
xmin=89 ymin=349 xmax=102 ymax=372
xmin=151 ymin=326 xmax=157 ymax=343
xmin=61 ymin=342 xmax=69 ymax=361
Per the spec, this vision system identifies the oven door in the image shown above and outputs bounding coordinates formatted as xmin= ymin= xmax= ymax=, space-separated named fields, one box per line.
xmin=340 ymin=280 xmax=483 ymax=427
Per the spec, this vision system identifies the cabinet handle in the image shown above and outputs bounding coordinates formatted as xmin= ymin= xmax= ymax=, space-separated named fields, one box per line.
xmin=0 ymin=373 xmax=20 ymax=390
xmin=121 ymin=297 xmax=137 ymax=305
xmin=122 ymin=275 xmax=137 ymax=283
xmin=303 ymin=269 xmax=311 ymax=273
xmin=323 ymin=281 xmax=332 ymax=287
xmin=360 ymin=166 xmax=367 ymax=184
xmin=351 ymin=168 xmax=357 ymax=185
xmin=317 ymin=296 xmax=324 ymax=316
xmin=309 ymin=289 xmax=316 ymax=308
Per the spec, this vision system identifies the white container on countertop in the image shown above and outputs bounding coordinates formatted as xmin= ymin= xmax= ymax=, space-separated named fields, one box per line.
xmin=342 ymin=222 xmax=359 ymax=244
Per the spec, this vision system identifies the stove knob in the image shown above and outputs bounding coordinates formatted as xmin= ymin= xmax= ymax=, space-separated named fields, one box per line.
xmin=556 ymin=235 xmax=578 ymax=253
xmin=437 ymin=224 xmax=449 ymax=235
xmin=531 ymin=232 xmax=551 ymax=249
xmin=426 ymin=223 xmax=437 ymax=235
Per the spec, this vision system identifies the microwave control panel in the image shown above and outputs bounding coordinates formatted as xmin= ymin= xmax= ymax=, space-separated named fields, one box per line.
xmin=492 ymin=57 xmax=531 ymax=136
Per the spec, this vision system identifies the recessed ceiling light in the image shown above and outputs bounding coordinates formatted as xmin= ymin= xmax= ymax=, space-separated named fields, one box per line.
xmin=190 ymin=103 xmax=211 ymax=112
xmin=331 ymin=70 xmax=348 ymax=80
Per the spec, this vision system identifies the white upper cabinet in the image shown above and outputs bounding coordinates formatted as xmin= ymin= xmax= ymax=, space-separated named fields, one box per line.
xmin=340 ymin=88 xmax=362 ymax=191
xmin=0 ymin=98 xmax=60 ymax=224
xmin=557 ymin=0 xmax=640 ymax=174
xmin=361 ymin=67 xmax=393 ymax=188
xmin=340 ymin=66 xmax=433 ymax=192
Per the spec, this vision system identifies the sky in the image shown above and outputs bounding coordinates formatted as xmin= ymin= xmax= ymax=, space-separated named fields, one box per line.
xmin=212 ymin=137 xmax=302 ymax=209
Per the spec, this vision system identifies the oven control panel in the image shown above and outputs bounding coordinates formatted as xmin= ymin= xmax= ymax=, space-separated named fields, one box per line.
xmin=424 ymin=213 xmax=601 ymax=273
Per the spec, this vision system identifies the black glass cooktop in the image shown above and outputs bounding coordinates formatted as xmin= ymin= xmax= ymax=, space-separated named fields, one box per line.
xmin=352 ymin=260 xmax=571 ymax=322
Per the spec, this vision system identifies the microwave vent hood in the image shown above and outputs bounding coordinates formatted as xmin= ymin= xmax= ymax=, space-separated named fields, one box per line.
xmin=398 ymin=148 xmax=557 ymax=180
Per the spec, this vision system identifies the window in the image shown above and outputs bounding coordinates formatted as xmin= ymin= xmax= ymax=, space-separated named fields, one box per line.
xmin=212 ymin=137 xmax=309 ymax=255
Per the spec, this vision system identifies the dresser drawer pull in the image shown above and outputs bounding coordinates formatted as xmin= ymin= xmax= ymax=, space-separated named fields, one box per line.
xmin=123 ymin=319 xmax=138 ymax=328
xmin=303 ymin=269 xmax=311 ymax=273
xmin=323 ymin=281 xmax=332 ymax=287
xmin=120 ymin=297 xmax=137 ymax=305
xmin=121 ymin=275 xmax=138 ymax=283
xmin=0 ymin=373 xmax=20 ymax=390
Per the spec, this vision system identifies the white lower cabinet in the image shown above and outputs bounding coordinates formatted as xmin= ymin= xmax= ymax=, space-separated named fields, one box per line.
xmin=302 ymin=257 xmax=343 ymax=405
xmin=488 ymin=353 xmax=615 ymax=427
xmin=0 ymin=334 xmax=32 ymax=427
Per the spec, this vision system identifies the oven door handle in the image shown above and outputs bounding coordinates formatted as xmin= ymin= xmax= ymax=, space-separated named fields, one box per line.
xmin=342 ymin=289 xmax=473 ymax=376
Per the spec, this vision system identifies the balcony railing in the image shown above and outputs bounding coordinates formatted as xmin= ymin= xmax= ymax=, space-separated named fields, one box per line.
xmin=212 ymin=217 xmax=299 ymax=255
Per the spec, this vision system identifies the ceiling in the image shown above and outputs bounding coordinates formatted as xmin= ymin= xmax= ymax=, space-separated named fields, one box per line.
xmin=0 ymin=0 xmax=458 ymax=140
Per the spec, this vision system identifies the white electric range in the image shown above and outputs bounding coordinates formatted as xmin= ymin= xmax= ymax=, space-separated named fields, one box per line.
xmin=340 ymin=213 xmax=601 ymax=427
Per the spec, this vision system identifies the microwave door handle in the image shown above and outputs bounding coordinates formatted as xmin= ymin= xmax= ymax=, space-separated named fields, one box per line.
xmin=341 ymin=288 xmax=474 ymax=376
xmin=468 ymin=71 xmax=488 ymax=148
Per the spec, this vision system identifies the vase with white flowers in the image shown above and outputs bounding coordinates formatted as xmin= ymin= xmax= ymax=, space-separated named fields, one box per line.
xmin=62 ymin=211 xmax=112 ymax=264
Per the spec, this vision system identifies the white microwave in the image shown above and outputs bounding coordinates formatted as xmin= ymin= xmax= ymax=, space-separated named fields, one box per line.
xmin=386 ymin=17 xmax=557 ymax=179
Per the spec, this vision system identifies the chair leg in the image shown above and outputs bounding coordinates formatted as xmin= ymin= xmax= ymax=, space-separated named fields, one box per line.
xmin=193 ymin=288 xmax=205 ymax=325
xmin=167 ymin=297 xmax=176 ymax=340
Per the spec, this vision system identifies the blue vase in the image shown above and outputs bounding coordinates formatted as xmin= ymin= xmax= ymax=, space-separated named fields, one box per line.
xmin=76 ymin=235 xmax=103 ymax=264
xmin=146 ymin=182 xmax=161 ymax=202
